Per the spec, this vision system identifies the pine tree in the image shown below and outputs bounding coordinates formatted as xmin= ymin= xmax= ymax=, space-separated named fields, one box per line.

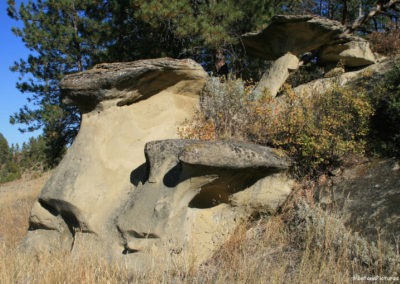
xmin=0 ymin=133 xmax=21 ymax=183
xmin=0 ymin=133 xmax=10 ymax=165
xmin=7 ymin=0 xmax=110 ymax=167
xmin=120 ymin=0 xmax=276 ymax=75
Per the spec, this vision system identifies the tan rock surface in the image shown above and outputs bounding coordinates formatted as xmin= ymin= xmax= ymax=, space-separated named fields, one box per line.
xmin=252 ymin=52 xmax=300 ymax=98
xmin=117 ymin=140 xmax=293 ymax=267
xmin=26 ymin=58 xmax=208 ymax=254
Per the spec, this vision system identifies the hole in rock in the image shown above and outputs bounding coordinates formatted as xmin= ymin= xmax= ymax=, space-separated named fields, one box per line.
xmin=187 ymin=167 xmax=280 ymax=209
xmin=188 ymin=185 xmax=230 ymax=209
xmin=60 ymin=210 xmax=81 ymax=234
xmin=122 ymin=248 xmax=140 ymax=255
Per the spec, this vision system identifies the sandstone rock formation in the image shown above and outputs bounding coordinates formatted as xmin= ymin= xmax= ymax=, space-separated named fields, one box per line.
xmin=243 ymin=14 xmax=378 ymax=99
xmin=319 ymin=37 xmax=377 ymax=67
xmin=242 ymin=15 xmax=346 ymax=60
xmin=61 ymin=58 xmax=207 ymax=112
xmin=242 ymin=14 xmax=377 ymax=67
xmin=293 ymin=58 xmax=395 ymax=97
xmin=26 ymin=58 xmax=208 ymax=254
xmin=252 ymin=52 xmax=300 ymax=98
xmin=24 ymin=57 xmax=293 ymax=270
xmin=118 ymin=139 xmax=292 ymax=267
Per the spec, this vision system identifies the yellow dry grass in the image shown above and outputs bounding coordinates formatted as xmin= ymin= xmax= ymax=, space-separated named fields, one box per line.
xmin=0 ymin=174 xmax=398 ymax=284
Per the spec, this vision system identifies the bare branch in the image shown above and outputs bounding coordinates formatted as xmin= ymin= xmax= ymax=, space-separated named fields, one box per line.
xmin=346 ymin=0 xmax=400 ymax=32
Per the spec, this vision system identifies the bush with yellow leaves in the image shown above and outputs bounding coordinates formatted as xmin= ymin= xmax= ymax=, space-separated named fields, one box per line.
xmin=179 ymin=78 xmax=374 ymax=177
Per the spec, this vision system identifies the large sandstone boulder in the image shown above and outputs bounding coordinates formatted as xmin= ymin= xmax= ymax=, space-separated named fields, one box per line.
xmin=24 ymin=58 xmax=293 ymax=270
xmin=26 ymin=58 xmax=208 ymax=254
xmin=60 ymin=58 xmax=207 ymax=111
xmin=118 ymin=140 xmax=292 ymax=267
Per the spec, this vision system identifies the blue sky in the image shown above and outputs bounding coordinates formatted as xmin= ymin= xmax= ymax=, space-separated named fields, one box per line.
xmin=0 ymin=0 xmax=40 ymax=146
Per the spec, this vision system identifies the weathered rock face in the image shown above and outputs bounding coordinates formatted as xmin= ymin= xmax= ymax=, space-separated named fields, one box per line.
xmin=319 ymin=37 xmax=377 ymax=67
xmin=244 ymin=15 xmax=379 ymax=99
xmin=252 ymin=52 xmax=300 ymax=98
xmin=25 ymin=57 xmax=293 ymax=269
xmin=118 ymin=140 xmax=292 ymax=267
xmin=316 ymin=158 xmax=400 ymax=248
xmin=242 ymin=14 xmax=377 ymax=67
xmin=60 ymin=58 xmax=207 ymax=112
xmin=242 ymin=15 xmax=345 ymax=60
xmin=26 ymin=58 xmax=208 ymax=255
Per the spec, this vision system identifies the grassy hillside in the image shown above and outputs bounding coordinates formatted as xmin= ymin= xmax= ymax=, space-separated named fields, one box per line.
xmin=0 ymin=174 xmax=398 ymax=283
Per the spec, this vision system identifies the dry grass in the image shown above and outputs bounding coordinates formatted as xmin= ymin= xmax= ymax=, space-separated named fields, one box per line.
xmin=0 ymin=175 xmax=399 ymax=283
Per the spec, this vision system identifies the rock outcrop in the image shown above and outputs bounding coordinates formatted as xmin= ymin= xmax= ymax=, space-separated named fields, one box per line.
xmin=25 ymin=58 xmax=293 ymax=270
xmin=242 ymin=15 xmax=346 ymax=60
xmin=252 ymin=52 xmax=300 ymax=98
xmin=316 ymin=158 xmax=400 ymax=248
xmin=243 ymin=15 xmax=379 ymax=99
xmin=293 ymin=58 xmax=395 ymax=97
xmin=319 ymin=37 xmax=378 ymax=67
xmin=242 ymin=14 xmax=377 ymax=67
xmin=26 ymin=58 xmax=208 ymax=255
xmin=118 ymin=140 xmax=292 ymax=267
xmin=61 ymin=58 xmax=207 ymax=112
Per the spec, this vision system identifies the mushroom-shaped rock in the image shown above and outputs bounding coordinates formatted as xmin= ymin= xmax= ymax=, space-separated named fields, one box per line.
xmin=243 ymin=15 xmax=378 ymax=98
xmin=242 ymin=14 xmax=377 ymax=66
xmin=24 ymin=58 xmax=208 ymax=256
xmin=60 ymin=58 xmax=207 ymax=112
xmin=242 ymin=15 xmax=346 ymax=98
xmin=242 ymin=15 xmax=346 ymax=60
xmin=118 ymin=139 xmax=293 ymax=268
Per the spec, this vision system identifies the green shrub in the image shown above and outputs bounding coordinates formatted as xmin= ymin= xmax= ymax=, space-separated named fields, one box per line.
xmin=0 ymin=162 xmax=21 ymax=183
xmin=249 ymin=84 xmax=373 ymax=176
xmin=369 ymin=60 xmax=400 ymax=156
xmin=179 ymin=78 xmax=374 ymax=178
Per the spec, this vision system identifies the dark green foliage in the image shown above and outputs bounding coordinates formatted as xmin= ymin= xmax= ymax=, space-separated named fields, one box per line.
xmin=0 ymin=134 xmax=48 ymax=184
xmin=0 ymin=133 xmax=21 ymax=183
xmin=0 ymin=161 xmax=21 ymax=184
xmin=369 ymin=60 xmax=400 ymax=156
xmin=106 ymin=0 xmax=275 ymax=75
xmin=7 ymin=0 xmax=109 ymax=167
xmin=19 ymin=136 xmax=47 ymax=171
xmin=0 ymin=134 xmax=10 ymax=165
